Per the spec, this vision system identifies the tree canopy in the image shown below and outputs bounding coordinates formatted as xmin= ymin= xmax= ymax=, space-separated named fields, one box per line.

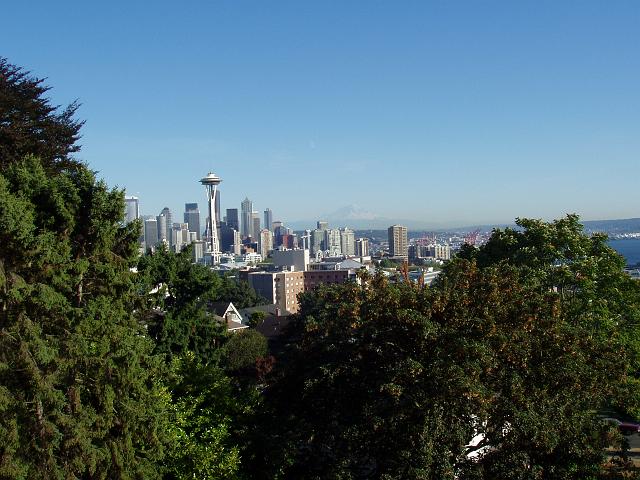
xmin=250 ymin=217 xmax=637 ymax=479
xmin=0 ymin=57 xmax=83 ymax=173
xmin=0 ymin=155 xmax=170 ymax=479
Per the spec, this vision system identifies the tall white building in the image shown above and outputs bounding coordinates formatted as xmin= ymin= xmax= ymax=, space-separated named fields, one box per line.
xmin=340 ymin=228 xmax=355 ymax=256
xmin=325 ymin=229 xmax=342 ymax=256
xmin=159 ymin=207 xmax=173 ymax=248
xmin=124 ymin=196 xmax=139 ymax=224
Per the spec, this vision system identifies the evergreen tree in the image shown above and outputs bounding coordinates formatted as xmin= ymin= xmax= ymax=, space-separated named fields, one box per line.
xmin=0 ymin=57 xmax=83 ymax=172
xmin=0 ymin=156 xmax=171 ymax=479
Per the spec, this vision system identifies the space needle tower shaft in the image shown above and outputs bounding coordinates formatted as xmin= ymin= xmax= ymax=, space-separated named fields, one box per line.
xmin=200 ymin=172 xmax=222 ymax=265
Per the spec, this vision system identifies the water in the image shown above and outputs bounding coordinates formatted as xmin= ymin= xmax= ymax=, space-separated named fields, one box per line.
xmin=608 ymin=239 xmax=640 ymax=267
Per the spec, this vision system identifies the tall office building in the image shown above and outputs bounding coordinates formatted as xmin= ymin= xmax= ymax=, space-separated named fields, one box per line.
xmin=311 ymin=229 xmax=325 ymax=255
xmin=241 ymin=197 xmax=253 ymax=238
xmin=156 ymin=213 xmax=167 ymax=245
xmin=355 ymin=238 xmax=369 ymax=257
xmin=388 ymin=225 xmax=408 ymax=257
xmin=251 ymin=212 xmax=261 ymax=240
xmin=160 ymin=207 xmax=173 ymax=247
xmin=184 ymin=203 xmax=201 ymax=240
xmin=325 ymin=229 xmax=342 ymax=257
xmin=259 ymin=229 xmax=273 ymax=259
xmin=340 ymin=228 xmax=356 ymax=256
xmin=264 ymin=208 xmax=273 ymax=231
xmin=144 ymin=217 xmax=159 ymax=251
xmin=172 ymin=223 xmax=191 ymax=253
xmin=233 ymin=230 xmax=242 ymax=255
xmin=226 ymin=208 xmax=239 ymax=231
xmin=200 ymin=172 xmax=222 ymax=264
xmin=317 ymin=220 xmax=328 ymax=231
xmin=124 ymin=196 xmax=139 ymax=224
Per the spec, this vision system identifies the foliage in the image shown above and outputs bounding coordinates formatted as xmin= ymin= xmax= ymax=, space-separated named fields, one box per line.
xmin=251 ymin=218 xmax=632 ymax=479
xmin=0 ymin=57 xmax=83 ymax=173
xmin=248 ymin=310 xmax=267 ymax=328
xmin=136 ymin=248 xmax=265 ymax=362
xmin=162 ymin=353 xmax=243 ymax=480
xmin=137 ymin=246 xmax=227 ymax=362
xmin=455 ymin=214 xmax=640 ymax=417
xmin=221 ymin=329 xmax=268 ymax=374
xmin=0 ymin=156 xmax=171 ymax=479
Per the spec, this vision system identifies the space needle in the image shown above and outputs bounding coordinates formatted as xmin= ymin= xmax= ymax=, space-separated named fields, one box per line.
xmin=200 ymin=172 xmax=222 ymax=265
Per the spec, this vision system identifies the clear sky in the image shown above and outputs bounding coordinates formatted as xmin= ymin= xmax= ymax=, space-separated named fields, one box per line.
xmin=3 ymin=1 xmax=639 ymax=228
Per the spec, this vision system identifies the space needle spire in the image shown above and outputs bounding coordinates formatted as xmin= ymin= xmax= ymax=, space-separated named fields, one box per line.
xmin=200 ymin=172 xmax=222 ymax=265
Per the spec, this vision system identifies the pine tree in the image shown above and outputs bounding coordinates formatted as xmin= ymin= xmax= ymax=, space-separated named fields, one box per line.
xmin=0 ymin=63 xmax=172 ymax=478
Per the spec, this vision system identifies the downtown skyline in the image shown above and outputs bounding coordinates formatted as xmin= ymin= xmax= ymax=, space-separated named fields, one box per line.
xmin=3 ymin=1 xmax=639 ymax=226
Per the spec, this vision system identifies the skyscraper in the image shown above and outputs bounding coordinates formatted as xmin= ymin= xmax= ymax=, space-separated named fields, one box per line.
xmin=264 ymin=208 xmax=273 ymax=231
xmin=259 ymin=229 xmax=273 ymax=259
xmin=124 ymin=196 xmax=139 ymax=224
xmin=356 ymin=238 xmax=369 ymax=257
xmin=160 ymin=207 xmax=173 ymax=248
xmin=340 ymin=227 xmax=355 ymax=256
xmin=144 ymin=217 xmax=158 ymax=251
xmin=241 ymin=197 xmax=252 ymax=238
xmin=311 ymin=229 xmax=325 ymax=255
xmin=156 ymin=213 xmax=167 ymax=246
xmin=388 ymin=225 xmax=408 ymax=257
xmin=200 ymin=172 xmax=222 ymax=264
xmin=325 ymin=229 xmax=342 ymax=256
xmin=251 ymin=212 xmax=261 ymax=240
xmin=226 ymin=208 xmax=239 ymax=231
xmin=184 ymin=203 xmax=201 ymax=240
xmin=317 ymin=220 xmax=328 ymax=231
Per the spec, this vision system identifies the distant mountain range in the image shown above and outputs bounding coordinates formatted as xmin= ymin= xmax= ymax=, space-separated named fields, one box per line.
xmin=288 ymin=205 xmax=462 ymax=230
xmin=288 ymin=205 xmax=640 ymax=234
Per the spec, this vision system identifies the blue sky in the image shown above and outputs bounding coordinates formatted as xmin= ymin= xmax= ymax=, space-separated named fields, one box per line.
xmin=3 ymin=1 xmax=639 ymax=228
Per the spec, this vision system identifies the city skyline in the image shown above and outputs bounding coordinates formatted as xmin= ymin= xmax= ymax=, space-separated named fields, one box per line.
xmin=4 ymin=1 xmax=639 ymax=225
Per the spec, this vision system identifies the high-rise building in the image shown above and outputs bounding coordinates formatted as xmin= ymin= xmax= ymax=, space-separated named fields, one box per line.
xmin=184 ymin=203 xmax=200 ymax=240
xmin=233 ymin=230 xmax=242 ymax=255
xmin=160 ymin=207 xmax=173 ymax=247
xmin=388 ymin=225 xmax=408 ymax=257
xmin=311 ymin=229 xmax=325 ymax=256
xmin=264 ymin=208 xmax=273 ymax=231
xmin=325 ymin=229 xmax=342 ymax=256
xmin=124 ymin=196 xmax=139 ymax=224
xmin=156 ymin=213 xmax=167 ymax=246
xmin=340 ymin=228 xmax=355 ymax=256
xmin=144 ymin=217 xmax=158 ymax=251
xmin=172 ymin=222 xmax=191 ymax=253
xmin=251 ymin=212 xmax=261 ymax=240
xmin=241 ymin=197 xmax=253 ymax=238
xmin=355 ymin=238 xmax=369 ymax=257
xmin=200 ymin=172 xmax=222 ymax=264
xmin=259 ymin=229 xmax=273 ymax=259
xmin=226 ymin=208 xmax=239 ymax=231
xmin=317 ymin=220 xmax=328 ymax=231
